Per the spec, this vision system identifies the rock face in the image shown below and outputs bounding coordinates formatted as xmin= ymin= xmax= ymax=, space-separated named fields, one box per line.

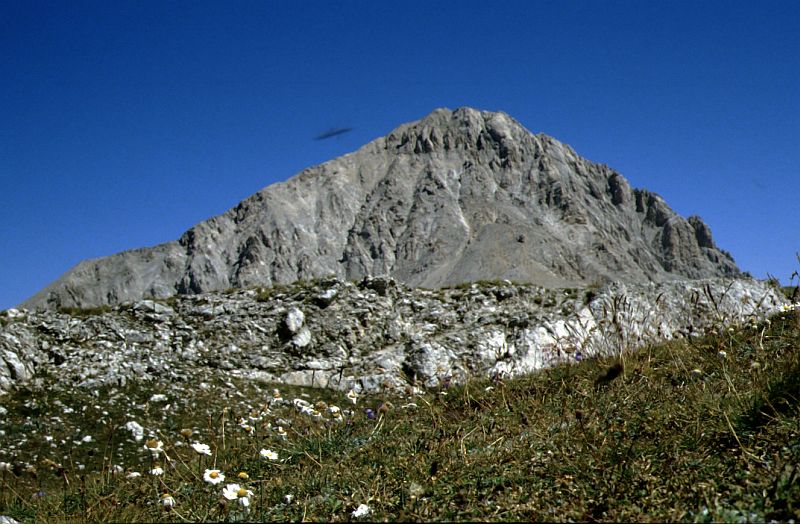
xmin=0 ymin=276 xmax=786 ymax=396
xmin=22 ymin=107 xmax=738 ymax=311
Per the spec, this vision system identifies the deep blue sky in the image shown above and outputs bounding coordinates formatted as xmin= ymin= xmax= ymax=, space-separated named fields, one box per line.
xmin=2 ymin=1 xmax=798 ymax=309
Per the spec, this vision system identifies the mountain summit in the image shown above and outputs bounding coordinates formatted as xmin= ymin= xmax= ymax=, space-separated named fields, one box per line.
xmin=23 ymin=107 xmax=739 ymax=310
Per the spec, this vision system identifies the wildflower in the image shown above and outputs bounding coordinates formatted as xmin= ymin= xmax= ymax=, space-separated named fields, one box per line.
xmin=285 ymin=494 xmax=294 ymax=503
xmin=149 ymin=394 xmax=168 ymax=403
xmin=346 ymin=389 xmax=359 ymax=405
xmin=124 ymin=420 xmax=145 ymax=442
xmin=222 ymin=483 xmax=253 ymax=508
xmin=271 ymin=388 xmax=283 ymax=404
xmin=293 ymin=398 xmax=312 ymax=412
xmin=161 ymin=493 xmax=176 ymax=509
xmin=718 ymin=350 xmax=727 ymax=358
xmin=179 ymin=428 xmax=193 ymax=440
xmin=0 ymin=462 xmax=11 ymax=472
xmin=329 ymin=406 xmax=344 ymax=423
xmin=191 ymin=442 xmax=212 ymax=455
xmin=260 ymin=449 xmax=278 ymax=461
xmin=144 ymin=438 xmax=164 ymax=457
xmin=81 ymin=435 xmax=92 ymax=443
xmin=352 ymin=503 xmax=371 ymax=518
xmin=204 ymin=468 xmax=225 ymax=485
xmin=364 ymin=408 xmax=376 ymax=420
xmin=237 ymin=471 xmax=249 ymax=481
xmin=126 ymin=471 xmax=142 ymax=479
xmin=110 ymin=464 xmax=124 ymax=475
xmin=691 ymin=368 xmax=703 ymax=377
xmin=276 ymin=426 xmax=288 ymax=440
xmin=150 ymin=464 xmax=164 ymax=476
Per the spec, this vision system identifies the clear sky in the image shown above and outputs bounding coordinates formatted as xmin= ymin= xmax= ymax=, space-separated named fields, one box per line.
xmin=2 ymin=0 xmax=798 ymax=310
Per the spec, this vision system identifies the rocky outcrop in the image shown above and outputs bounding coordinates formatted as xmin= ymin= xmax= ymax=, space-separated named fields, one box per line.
xmin=22 ymin=108 xmax=738 ymax=311
xmin=1 ymin=276 xmax=786 ymax=396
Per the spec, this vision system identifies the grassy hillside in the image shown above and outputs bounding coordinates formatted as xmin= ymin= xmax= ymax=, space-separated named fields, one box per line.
xmin=0 ymin=306 xmax=798 ymax=522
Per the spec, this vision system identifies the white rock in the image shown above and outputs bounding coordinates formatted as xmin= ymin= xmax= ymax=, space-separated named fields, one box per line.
xmin=292 ymin=327 xmax=312 ymax=347
xmin=285 ymin=308 xmax=305 ymax=333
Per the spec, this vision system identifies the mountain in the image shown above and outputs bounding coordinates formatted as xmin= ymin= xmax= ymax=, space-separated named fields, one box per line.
xmin=21 ymin=107 xmax=739 ymax=311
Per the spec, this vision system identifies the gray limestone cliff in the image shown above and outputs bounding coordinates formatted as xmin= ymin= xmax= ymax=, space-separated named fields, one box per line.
xmin=22 ymin=107 xmax=739 ymax=311
xmin=0 ymin=277 xmax=788 ymax=396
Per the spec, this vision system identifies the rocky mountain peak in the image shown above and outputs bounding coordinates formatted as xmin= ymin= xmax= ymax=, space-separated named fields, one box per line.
xmin=22 ymin=108 xmax=739 ymax=311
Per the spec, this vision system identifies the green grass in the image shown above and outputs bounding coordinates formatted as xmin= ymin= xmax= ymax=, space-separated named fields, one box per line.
xmin=1 ymin=309 xmax=800 ymax=522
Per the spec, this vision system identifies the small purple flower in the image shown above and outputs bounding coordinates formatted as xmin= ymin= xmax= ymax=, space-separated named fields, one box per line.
xmin=364 ymin=408 xmax=376 ymax=420
xmin=574 ymin=352 xmax=583 ymax=361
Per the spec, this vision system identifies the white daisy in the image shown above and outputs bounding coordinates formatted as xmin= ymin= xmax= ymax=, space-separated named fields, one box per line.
xmin=346 ymin=389 xmax=359 ymax=405
xmin=271 ymin=388 xmax=283 ymax=404
xmin=144 ymin=438 xmax=164 ymax=457
xmin=222 ymin=483 xmax=253 ymax=508
xmin=260 ymin=448 xmax=278 ymax=461
xmin=125 ymin=421 xmax=145 ymax=442
xmin=203 ymin=468 xmax=225 ymax=485
xmin=191 ymin=442 xmax=212 ymax=456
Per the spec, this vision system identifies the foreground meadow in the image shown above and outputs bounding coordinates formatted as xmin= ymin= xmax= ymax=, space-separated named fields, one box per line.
xmin=0 ymin=305 xmax=799 ymax=522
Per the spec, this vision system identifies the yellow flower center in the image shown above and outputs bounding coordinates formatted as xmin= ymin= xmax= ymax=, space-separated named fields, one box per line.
xmin=210 ymin=471 xmax=219 ymax=479
xmin=237 ymin=488 xmax=248 ymax=498
xmin=238 ymin=472 xmax=249 ymax=480
xmin=146 ymin=439 xmax=158 ymax=448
